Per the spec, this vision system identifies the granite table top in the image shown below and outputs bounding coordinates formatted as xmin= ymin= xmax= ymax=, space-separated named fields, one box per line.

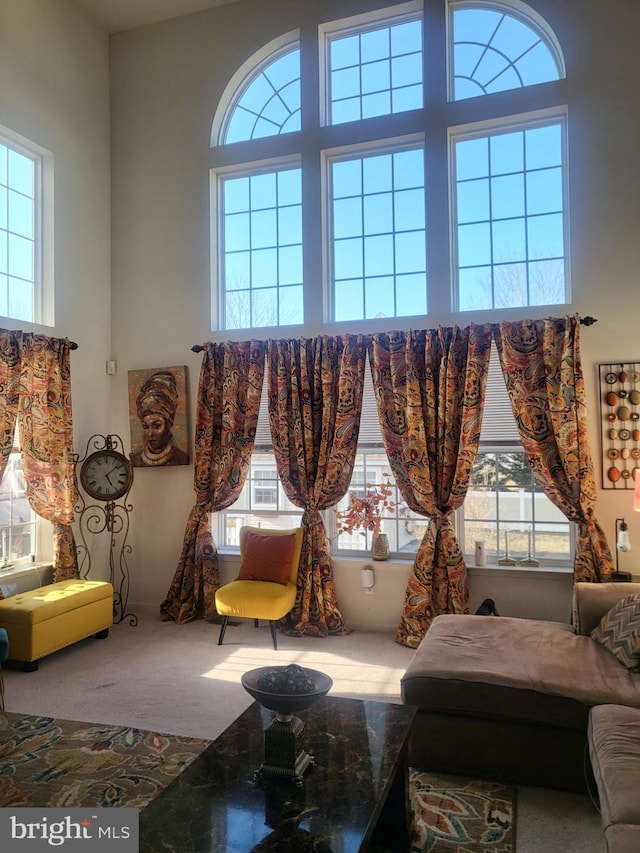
xmin=140 ymin=694 xmax=415 ymax=852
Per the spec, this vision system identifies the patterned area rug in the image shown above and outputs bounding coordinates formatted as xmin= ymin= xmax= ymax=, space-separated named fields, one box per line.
xmin=0 ymin=713 xmax=515 ymax=852
xmin=410 ymin=769 xmax=515 ymax=853
xmin=0 ymin=712 xmax=209 ymax=809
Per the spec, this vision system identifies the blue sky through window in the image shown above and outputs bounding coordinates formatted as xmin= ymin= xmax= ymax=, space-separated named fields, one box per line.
xmin=0 ymin=143 xmax=35 ymax=321
xmin=222 ymin=166 xmax=303 ymax=329
xmin=213 ymin=2 xmax=567 ymax=330
xmin=332 ymin=147 xmax=427 ymax=320
xmin=455 ymin=120 xmax=565 ymax=311
xmin=329 ymin=18 xmax=423 ymax=125
xmin=453 ymin=7 xmax=560 ymax=100
xmin=225 ymin=48 xmax=300 ymax=143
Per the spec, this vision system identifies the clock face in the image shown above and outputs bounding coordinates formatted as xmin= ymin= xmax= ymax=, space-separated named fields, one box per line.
xmin=80 ymin=450 xmax=133 ymax=501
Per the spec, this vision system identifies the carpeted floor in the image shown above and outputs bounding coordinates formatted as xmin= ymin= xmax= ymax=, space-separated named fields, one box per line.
xmin=1 ymin=609 xmax=603 ymax=851
xmin=0 ymin=711 xmax=513 ymax=852
xmin=0 ymin=712 xmax=208 ymax=810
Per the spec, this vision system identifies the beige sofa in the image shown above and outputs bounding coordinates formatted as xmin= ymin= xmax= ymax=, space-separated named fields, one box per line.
xmin=589 ymin=703 xmax=640 ymax=853
xmin=401 ymin=582 xmax=640 ymax=793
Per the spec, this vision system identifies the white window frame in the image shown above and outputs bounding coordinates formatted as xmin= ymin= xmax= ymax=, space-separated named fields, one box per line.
xmin=210 ymin=154 xmax=302 ymax=332
xmin=0 ymin=448 xmax=37 ymax=568
xmin=322 ymin=133 xmax=426 ymax=324
xmin=446 ymin=0 xmax=566 ymax=103
xmin=457 ymin=446 xmax=575 ymax=567
xmin=210 ymin=1 xmax=568 ymax=331
xmin=448 ymin=107 xmax=571 ymax=313
xmin=455 ymin=344 xmax=574 ymax=566
xmin=0 ymin=123 xmax=54 ymax=326
xmin=318 ymin=0 xmax=424 ymax=129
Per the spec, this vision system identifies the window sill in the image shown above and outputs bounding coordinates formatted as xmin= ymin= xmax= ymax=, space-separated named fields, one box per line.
xmin=217 ymin=549 xmax=572 ymax=577
xmin=0 ymin=561 xmax=53 ymax=582
xmin=468 ymin=564 xmax=573 ymax=580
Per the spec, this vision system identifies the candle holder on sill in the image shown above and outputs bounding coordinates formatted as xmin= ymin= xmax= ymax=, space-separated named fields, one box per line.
xmin=0 ymin=532 xmax=13 ymax=570
xmin=498 ymin=531 xmax=518 ymax=566
xmin=520 ymin=555 xmax=540 ymax=567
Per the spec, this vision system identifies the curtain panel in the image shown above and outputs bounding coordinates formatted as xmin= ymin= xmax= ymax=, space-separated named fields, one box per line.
xmin=0 ymin=330 xmax=78 ymax=585
xmin=369 ymin=325 xmax=492 ymax=648
xmin=160 ymin=340 xmax=266 ymax=624
xmin=267 ymin=335 xmax=366 ymax=637
xmin=494 ymin=316 xmax=612 ymax=582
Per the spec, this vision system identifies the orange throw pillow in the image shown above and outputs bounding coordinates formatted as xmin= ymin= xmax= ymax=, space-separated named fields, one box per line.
xmin=237 ymin=531 xmax=297 ymax=585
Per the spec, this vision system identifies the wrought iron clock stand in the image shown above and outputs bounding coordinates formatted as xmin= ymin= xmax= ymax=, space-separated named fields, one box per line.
xmin=74 ymin=433 xmax=137 ymax=626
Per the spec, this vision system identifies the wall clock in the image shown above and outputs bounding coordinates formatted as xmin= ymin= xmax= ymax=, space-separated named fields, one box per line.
xmin=80 ymin=448 xmax=133 ymax=501
xmin=74 ymin=434 xmax=136 ymax=626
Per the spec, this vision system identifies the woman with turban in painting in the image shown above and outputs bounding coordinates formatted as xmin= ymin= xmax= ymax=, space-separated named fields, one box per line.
xmin=130 ymin=371 xmax=189 ymax=467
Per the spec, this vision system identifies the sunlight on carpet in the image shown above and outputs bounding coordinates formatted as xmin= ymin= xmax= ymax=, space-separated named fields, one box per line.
xmin=200 ymin=645 xmax=408 ymax=698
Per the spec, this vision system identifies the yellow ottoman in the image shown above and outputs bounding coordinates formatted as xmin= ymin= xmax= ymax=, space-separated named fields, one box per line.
xmin=0 ymin=579 xmax=113 ymax=671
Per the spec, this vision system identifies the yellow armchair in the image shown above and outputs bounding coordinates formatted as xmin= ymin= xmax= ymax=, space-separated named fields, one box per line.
xmin=215 ymin=526 xmax=303 ymax=650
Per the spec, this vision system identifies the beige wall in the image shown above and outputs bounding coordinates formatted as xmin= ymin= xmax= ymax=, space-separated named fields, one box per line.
xmin=4 ymin=0 xmax=640 ymax=628
xmin=0 ymin=0 xmax=112 ymax=566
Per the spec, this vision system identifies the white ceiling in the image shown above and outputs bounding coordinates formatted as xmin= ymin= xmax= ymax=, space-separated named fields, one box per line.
xmin=73 ymin=0 xmax=240 ymax=34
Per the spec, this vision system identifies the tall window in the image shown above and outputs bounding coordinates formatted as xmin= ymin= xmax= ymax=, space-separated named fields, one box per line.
xmin=220 ymin=165 xmax=303 ymax=329
xmin=452 ymin=114 xmax=568 ymax=311
xmin=211 ymin=0 xmax=570 ymax=560
xmin=210 ymin=0 xmax=566 ymax=330
xmin=0 ymin=138 xmax=37 ymax=321
xmin=0 ymin=127 xmax=52 ymax=325
xmin=329 ymin=144 xmax=426 ymax=321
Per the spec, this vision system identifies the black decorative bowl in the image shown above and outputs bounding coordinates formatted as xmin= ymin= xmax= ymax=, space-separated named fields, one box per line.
xmin=241 ymin=665 xmax=333 ymax=714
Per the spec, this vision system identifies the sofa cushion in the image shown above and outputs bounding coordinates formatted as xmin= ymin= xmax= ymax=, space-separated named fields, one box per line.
xmin=574 ymin=582 xmax=640 ymax=636
xmin=591 ymin=595 xmax=640 ymax=671
xmin=589 ymin=705 xmax=640 ymax=837
xmin=401 ymin=614 xmax=640 ymax=731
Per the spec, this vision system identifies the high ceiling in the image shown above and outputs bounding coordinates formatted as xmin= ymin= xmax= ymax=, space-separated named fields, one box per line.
xmin=73 ymin=0 xmax=240 ymax=34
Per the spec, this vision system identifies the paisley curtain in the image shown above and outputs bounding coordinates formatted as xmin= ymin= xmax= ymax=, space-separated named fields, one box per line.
xmin=369 ymin=325 xmax=492 ymax=648
xmin=160 ymin=340 xmax=266 ymax=623
xmin=0 ymin=330 xmax=78 ymax=586
xmin=494 ymin=316 xmax=612 ymax=582
xmin=267 ymin=335 xmax=366 ymax=636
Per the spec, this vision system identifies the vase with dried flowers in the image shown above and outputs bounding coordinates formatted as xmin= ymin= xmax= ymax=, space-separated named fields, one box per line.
xmin=335 ymin=475 xmax=396 ymax=560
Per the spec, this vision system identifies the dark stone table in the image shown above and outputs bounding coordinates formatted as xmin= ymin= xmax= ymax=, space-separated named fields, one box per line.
xmin=140 ymin=695 xmax=415 ymax=852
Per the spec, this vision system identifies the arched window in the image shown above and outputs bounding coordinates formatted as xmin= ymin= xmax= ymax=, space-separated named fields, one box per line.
xmin=209 ymin=0 xmax=568 ymax=329
xmin=213 ymin=40 xmax=300 ymax=145
xmin=210 ymin=1 xmax=572 ymax=564
xmin=450 ymin=0 xmax=564 ymax=100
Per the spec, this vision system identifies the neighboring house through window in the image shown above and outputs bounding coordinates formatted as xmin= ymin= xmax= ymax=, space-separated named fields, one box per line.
xmin=0 ymin=436 xmax=38 ymax=567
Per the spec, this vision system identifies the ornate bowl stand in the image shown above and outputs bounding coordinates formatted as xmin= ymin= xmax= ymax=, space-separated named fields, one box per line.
xmin=241 ymin=665 xmax=333 ymax=787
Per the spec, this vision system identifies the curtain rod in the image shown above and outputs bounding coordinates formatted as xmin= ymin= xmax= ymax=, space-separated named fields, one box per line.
xmin=190 ymin=316 xmax=598 ymax=352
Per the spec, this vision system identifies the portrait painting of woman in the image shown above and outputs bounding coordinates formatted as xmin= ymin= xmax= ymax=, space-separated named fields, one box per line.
xmin=128 ymin=366 xmax=190 ymax=467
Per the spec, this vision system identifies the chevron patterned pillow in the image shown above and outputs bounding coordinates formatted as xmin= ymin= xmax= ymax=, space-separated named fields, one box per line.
xmin=591 ymin=594 xmax=640 ymax=671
